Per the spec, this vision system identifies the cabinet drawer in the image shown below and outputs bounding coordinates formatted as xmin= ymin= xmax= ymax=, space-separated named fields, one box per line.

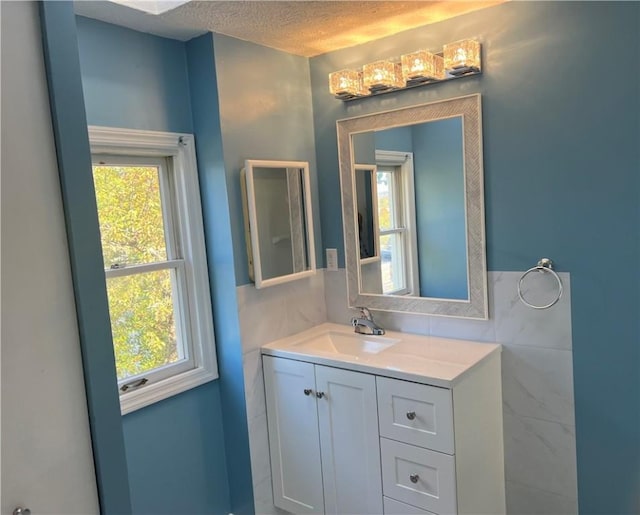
xmin=381 ymin=438 xmax=457 ymax=514
xmin=377 ymin=376 xmax=454 ymax=454
xmin=384 ymin=496 xmax=437 ymax=515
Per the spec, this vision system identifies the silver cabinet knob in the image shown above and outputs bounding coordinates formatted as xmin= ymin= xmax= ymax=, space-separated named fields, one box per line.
xmin=316 ymin=391 xmax=325 ymax=399
xmin=406 ymin=411 xmax=417 ymax=420
xmin=14 ymin=507 xmax=31 ymax=515
xmin=409 ymin=474 xmax=419 ymax=484
xmin=303 ymin=389 xmax=313 ymax=396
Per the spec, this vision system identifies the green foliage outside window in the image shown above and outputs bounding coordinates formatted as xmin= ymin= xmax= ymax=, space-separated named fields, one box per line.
xmin=93 ymin=165 xmax=179 ymax=380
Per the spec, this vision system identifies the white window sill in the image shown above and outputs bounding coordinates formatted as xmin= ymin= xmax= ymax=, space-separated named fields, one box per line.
xmin=120 ymin=366 xmax=218 ymax=415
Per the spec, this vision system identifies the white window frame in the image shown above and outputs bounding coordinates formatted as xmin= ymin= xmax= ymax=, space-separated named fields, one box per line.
xmin=375 ymin=150 xmax=420 ymax=296
xmin=89 ymin=126 xmax=218 ymax=415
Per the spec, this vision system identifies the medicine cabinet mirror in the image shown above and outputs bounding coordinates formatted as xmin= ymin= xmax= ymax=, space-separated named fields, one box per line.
xmin=337 ymin=94 xmax=488 ymax=318
xmin=355 ymin=164 xmax=380 ymax=262
xmin=241 ymin=159 xmax=316 ymax=288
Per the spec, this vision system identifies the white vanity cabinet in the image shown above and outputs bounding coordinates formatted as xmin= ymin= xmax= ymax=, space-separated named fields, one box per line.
xmin=261 ymin=323 xmax=505 ymax=515
xmin=263 ymin=355 xmax=383 ymax=515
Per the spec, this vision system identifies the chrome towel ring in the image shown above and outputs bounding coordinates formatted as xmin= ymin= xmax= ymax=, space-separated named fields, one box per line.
xmin=517 ymin=258 xmax=563 ymax=310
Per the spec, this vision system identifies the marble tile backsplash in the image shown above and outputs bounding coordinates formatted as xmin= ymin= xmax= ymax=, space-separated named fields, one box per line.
xmin=502 ymin=344 xmax=575 ymax=425
xmin=238 ymin=269 xmax=578 ymax=515
xmin=237 ymin=270 xmax=326 ymax=354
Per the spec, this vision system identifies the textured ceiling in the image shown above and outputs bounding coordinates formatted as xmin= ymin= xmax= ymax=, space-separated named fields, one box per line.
xmin=74 ymin=1 xmax=504 ymax=57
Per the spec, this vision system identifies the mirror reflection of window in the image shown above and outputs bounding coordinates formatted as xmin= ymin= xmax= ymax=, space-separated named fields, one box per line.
xmin=377 ymin=166 xmax=409 ymax=295
xmin=352 ymin=117 xmax=468 ymax=300
xmin=355 ymin=149 xmax=420 ymax=297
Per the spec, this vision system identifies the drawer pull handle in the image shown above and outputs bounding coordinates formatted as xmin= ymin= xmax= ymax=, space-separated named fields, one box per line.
xmin=316 ymin=391 xmax=325 ymax=399
xmin=406 ymin=411 xmax=417 ymax=420
xmin=409 ymin=474 xmax=419 ymax=484
xmin=303 ymin=389 xmax=313 ymax=396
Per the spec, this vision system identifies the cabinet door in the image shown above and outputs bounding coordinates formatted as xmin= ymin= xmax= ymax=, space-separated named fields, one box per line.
xmin=316 ymin=365 xmax=383 ymax=515
xmin=263 ymin=356 xmax=324 ymax=514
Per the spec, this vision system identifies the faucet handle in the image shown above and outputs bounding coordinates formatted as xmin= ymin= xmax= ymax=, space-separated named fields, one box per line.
xmin=355 ymin=306 xmax=373 ymax=320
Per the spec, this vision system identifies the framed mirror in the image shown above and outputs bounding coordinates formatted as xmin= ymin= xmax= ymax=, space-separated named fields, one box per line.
xmin=241 ymin=159 xmax=316 ymax=288
xmin=337 ymin=94 xmax=487 ymax=318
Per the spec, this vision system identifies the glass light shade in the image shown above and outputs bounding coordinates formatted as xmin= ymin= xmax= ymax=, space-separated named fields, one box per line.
xmin=329 ymin=69 xmax=366 ymax=98
xmin=443 ymin=39 xmax=481 ymax=75
xmin=400 ymin=51 xmax=445 ymax=83
xmin=362 ymin=60 xmax=404 ymax=91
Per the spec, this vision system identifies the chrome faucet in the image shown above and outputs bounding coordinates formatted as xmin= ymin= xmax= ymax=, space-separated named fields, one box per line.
xmin=351 ymin=307 xmax=385 ymax=336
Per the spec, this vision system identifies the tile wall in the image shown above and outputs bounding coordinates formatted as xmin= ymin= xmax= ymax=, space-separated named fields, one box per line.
xmin=238 ymin=269 xmax=578 ymax=514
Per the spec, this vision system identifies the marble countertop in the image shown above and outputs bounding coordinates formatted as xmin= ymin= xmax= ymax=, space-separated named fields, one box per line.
xmin=261 ymin=322 xmax=501 ymax=388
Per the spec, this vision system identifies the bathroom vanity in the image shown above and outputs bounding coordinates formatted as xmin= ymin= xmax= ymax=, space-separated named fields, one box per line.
xmin=261 ymin=323 xmax=505 ymax=515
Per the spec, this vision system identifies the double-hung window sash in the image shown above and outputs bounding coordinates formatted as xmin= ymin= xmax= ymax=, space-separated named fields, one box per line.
xmin=377 ymin=165 xmax=410 ymax=295
xmin=93 ymin=154 xmax=194 ymax=391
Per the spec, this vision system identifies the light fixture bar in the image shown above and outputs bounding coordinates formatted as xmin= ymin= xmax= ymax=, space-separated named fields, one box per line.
xmin=329 ymin=39 xmax=481 ymax=101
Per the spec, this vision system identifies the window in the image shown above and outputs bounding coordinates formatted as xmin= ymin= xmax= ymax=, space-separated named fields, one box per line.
xmin=89 ymin=127 xmax=217 ymax=414
xmin=376 ymin=165 xmax=408 ymax=294
xmin=375 ymin=151 xmax=419 ymax=296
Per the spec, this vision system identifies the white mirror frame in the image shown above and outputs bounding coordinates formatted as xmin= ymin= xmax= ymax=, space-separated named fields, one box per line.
xmin=337 ymin=94 xmax=488 ymax=319
xmin=242 ymin=159 xmax=317 ymax=289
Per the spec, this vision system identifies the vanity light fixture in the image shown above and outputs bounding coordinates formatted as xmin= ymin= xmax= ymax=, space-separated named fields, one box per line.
xmin=329 ymin=39 xmax=481 ymax=101
xmin=362 ymin=60 xmax=404 ymax=92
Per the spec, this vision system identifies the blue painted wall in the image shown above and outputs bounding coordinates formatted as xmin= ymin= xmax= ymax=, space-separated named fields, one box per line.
xmin=186 ymin=33 xmax=255 ymax=515
xmin=352 ymin=131 xmax=376 ymax=164
xmin=412 ymin=118 xmax=467 ymax=299
xmin=211 ymin=33 xmax=321 ymax=286
xmin=310 ymin=2 xmax=639 ymax=513
xmin=76 ymin=17 xmax=252 ymax=515
xmin=374 ymin=126 xmax=413 ymax=153
xmin=122 ymin=384 xmax=231 ymax=515
xmin=76 ymin=17 xmax=192 ymax=133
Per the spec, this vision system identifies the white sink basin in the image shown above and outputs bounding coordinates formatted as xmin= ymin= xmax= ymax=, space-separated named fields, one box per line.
xmin=261 ymin=323 xmax=502 ymax=388
xmin=293 ymin=331 xmax=400 ymax=357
